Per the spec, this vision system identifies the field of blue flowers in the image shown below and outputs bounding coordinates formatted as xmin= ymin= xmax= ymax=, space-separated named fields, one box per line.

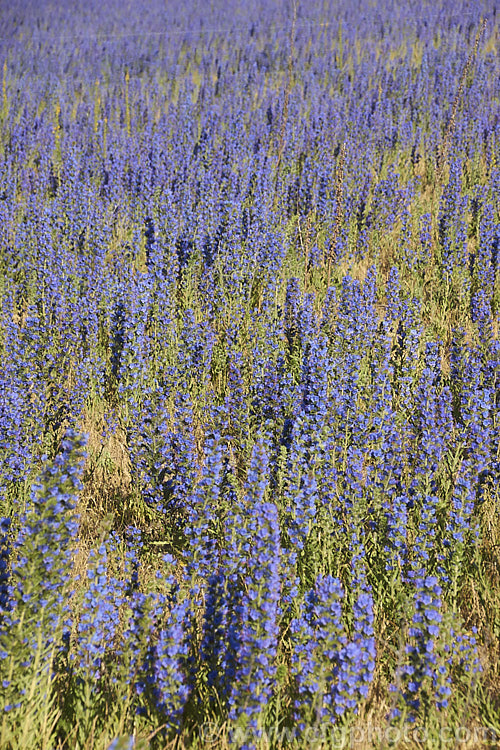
xmin=0 ymin=0 xmax=499 ymax=747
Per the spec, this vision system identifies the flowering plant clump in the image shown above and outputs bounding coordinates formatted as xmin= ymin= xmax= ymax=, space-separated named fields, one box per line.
xmin=291 ymin=574 xmax=347 ymax=728
xmin=0 ymin=431 xmax=86 ymax=741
